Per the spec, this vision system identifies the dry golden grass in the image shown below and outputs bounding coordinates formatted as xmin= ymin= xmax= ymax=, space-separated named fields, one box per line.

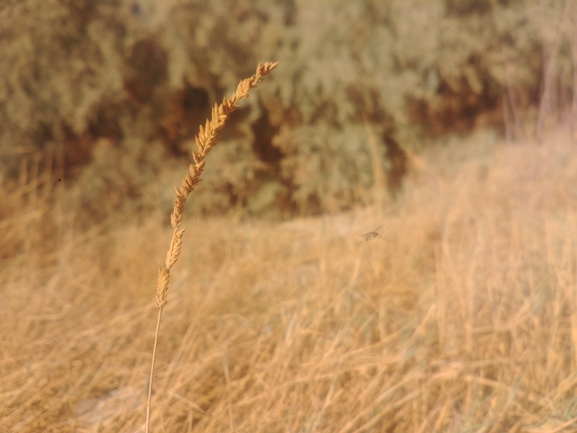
xmin=147 ymin=61 xmax=278 ymax=432
xmin=2 ymin=131 xmax=577 ymax=432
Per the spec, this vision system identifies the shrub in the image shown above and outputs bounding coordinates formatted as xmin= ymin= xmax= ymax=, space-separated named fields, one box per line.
xmin=1 ymin=0 xmax=573 ymax=217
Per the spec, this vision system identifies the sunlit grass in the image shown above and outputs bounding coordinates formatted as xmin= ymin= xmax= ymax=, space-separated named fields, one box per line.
xmin=2 ymin=132 xmax=577 ymax=432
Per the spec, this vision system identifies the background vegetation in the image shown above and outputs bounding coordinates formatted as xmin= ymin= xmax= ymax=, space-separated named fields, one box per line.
xmin=3 ymin=133 xmax=577 ymax=431
xmin=3 ymin=0 xmax=577 ymax=431
xmin=2 ymin=0 xmax=576 ymax=217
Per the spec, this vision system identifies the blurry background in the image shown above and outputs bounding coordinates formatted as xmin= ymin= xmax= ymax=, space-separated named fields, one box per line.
xmin=4 ymin=2 xmax=577 ymax=432
xmin=2 ymin=0 xmax=575 ymax=220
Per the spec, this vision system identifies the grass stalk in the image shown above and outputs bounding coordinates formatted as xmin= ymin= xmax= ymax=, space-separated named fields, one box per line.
xmin=145 ymin=61 xmax=278 ymax=433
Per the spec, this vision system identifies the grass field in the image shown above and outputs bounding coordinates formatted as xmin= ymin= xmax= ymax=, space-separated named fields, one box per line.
xmin=2 ymin=131 xmax=577 ymax=432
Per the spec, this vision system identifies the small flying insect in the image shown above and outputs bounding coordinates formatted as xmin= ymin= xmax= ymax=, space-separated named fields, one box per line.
xmin=359 ymin=225 xmax=389 ymax=256
xmin=359 ymin=225 xmax=388 ymax=243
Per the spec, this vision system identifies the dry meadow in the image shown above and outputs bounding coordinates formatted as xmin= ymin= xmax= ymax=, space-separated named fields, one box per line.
xmin=2 ymin=130 xmax=577 ymax=432
xmin=3 ymin=1 xmax=577 ymax=432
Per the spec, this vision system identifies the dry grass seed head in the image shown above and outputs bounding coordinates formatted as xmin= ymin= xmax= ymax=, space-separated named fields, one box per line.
xmin=156 ymin=61 xmax=278 ymax=311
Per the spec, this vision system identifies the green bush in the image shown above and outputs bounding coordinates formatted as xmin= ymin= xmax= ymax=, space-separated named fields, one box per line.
xmin=0 ymin=0 xmax=573 ymax=218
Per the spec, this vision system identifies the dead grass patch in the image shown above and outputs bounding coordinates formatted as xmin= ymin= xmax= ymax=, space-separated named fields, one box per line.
xmin=1 ymin=133 xmax=577 ymax=432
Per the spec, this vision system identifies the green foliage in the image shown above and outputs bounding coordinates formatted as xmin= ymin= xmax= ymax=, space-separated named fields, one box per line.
xmin=1 ymin=0 xmax=574 ymax=218
xmin=274 ymin=124 xmax=377 ymax=213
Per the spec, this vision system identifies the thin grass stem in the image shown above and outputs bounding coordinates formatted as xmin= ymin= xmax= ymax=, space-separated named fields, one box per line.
xmin=145 ymin=309 xmax=163 ymax=433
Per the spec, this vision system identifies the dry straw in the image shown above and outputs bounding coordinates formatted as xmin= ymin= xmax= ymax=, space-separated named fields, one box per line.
xmin=145 ymin=61 xmax=278 ymax=432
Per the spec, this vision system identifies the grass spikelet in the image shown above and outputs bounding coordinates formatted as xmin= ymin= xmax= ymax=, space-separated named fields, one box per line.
xmin=145 ymin=61 xmax=278 ymax=432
